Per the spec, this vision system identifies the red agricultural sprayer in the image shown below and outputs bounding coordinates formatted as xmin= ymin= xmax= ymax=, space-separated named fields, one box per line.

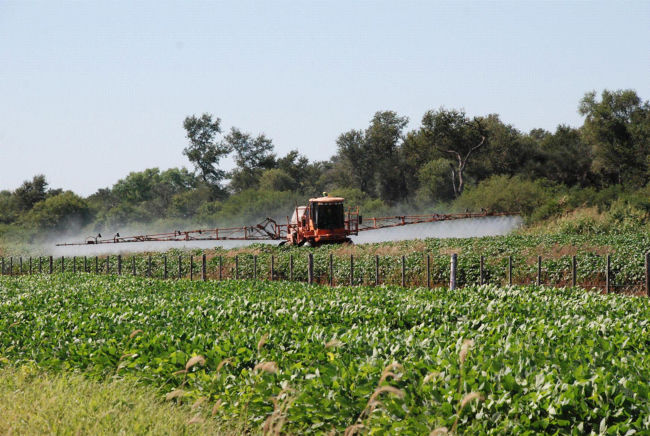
xmin=56 ymin=194 xmax=514 ymax=247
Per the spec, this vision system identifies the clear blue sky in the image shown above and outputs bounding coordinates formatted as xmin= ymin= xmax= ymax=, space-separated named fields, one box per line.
xmin=1 ymin=1 xmax=648 ymax=196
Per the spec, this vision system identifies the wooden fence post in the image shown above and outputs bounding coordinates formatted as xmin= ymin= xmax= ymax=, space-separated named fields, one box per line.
xmin=235 ymin=255 xmax=239 ymax=280
xmin=148 ymin=255 xmax=152 ymax=278
xmin=132 ymin=257 xmax=136 ymax=276
xmin=106 ymin=256 xmax=110 ymax=274
xmin=202 ymin=254 xmax=206 ymax=281
xmin=308 ymin=253 xmax=314 ymax=284
xmin=190 ymin=256 xmax=194 ymax=280
xmin=253 ymin=255 xmax=257 ymax=280
xmin=9 ymin=257 xmax=12 ymax=276
xmin=1 ymin=257 xmax=4 ymax=275
xmin=59 ymin=256 xmax=63 ymax=274
xmin=427 ymin=254 xmax=431 ymax=288
xmin=219 ymin=256 xmax=222 ymax=280
xmin=49 ymin=256 xmax=53 ymax=274
xmin=450 ymin=254 xmax=457 ymax=290
xmin=39 ymin=257 xmax=43 ymax=274
xmin=329 ymin=253 xmax=333 ymax=286
xmin=19 ymin=257 xmax=23 ymax=274
xmin=117 ymin=255 xmax=122 ymax=275
xmin=29 ymin=257 xmax=32 ymax=275
xmin=605 ymin=254 xmax=611 ymax=294
xmin=479 ymin=255 xmax=484 ymax=285
xmin=350 ymin=254 xmax=354 ymax=286
xmin=164 ymin=255 xmax=168 ymax=279
xmin=508 ymin=256 xmax=513 ymax=286
xmin=72 ymin=256 xmax=76 ymax=274
xmin=94 ymin=256 xmax=98 ymax=274
xmin=401 ymin=255 xmax=406 ymax=287
xmin=178 ymin=255 xmax=182 ymax=279
xmin=572 ymin=256 xmax=577 ymax=287
xmin=537 ymin=256 xmax=542 ymax=286
xmin=83 ymin=256 xmax=87 ymax=273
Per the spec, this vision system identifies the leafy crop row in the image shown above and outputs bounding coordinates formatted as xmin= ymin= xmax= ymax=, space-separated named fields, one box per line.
xmin=2 ymin=275 xmax=650 ymax=434
xmin=3 ymin=233 xmax=649 ymax=291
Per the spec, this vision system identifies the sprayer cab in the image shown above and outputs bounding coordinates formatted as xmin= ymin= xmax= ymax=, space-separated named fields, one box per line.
xmin=286 ymin=196 xmax=360 ymax=246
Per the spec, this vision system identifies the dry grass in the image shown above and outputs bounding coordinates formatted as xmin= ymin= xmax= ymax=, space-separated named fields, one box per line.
xmin=254 ymin=361 xmax=278 ymax=374
xmin=344 ymin=362 xmax=405 ymax=435
xmin=257 ymin=333 xmax=269 ymax=352
xmin=0 ymin=365 xmax=246 ymax=436
xmin=325 ymin=338 xmax=344 ymax=349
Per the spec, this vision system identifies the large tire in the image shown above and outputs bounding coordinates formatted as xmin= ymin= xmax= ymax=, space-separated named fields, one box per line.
xmin=278 ymin=240 xmax=287 ymax=246
xmin=303 ymin=240 xmax=313 ymax=248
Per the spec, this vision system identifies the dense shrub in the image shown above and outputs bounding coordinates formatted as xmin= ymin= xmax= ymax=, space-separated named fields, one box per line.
xmin=454 ymin=175 xmax=551 ymax=216
xmin=21 ymin=191 xmax=91 ymax=231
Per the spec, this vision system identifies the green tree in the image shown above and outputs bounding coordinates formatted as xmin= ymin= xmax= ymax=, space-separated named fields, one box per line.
xmin=579 ymin=89 xmax=650 ymax=187
xmin=469 ymin=114 xmax=545 ymax=181
xmin=0 ymin=191 xmax=19 ymax=224
xmin=336 ymin=129 xmax=374 ymax=195
xmin=275 ymin=150 xmax=312 ymax=191
xmin=417 ymin=158 xmax=455 ymax=203
xmin=225 ymin=128 xmax=276 ymax=192
xmin=540 ymin=125 xmax=593 ymax=186
xmin=454 ymin=175 xmax=551 ymax=216
xmin=14 ymin=175 xmax=48 ymax=211
xmin=365 ymin=111 xmax=409 ymax=202
xmin=258 ymin=169 xmax=297 ymax=192
xmin=421 ymin=109 xmax=486 ymax=197
xmin=183 ymin=113 xmax=231 ymax=196
xmin=22 ymin=191 xmax=91 ymax=231
xmin=167 ymin=187 xmax=212 ymax=219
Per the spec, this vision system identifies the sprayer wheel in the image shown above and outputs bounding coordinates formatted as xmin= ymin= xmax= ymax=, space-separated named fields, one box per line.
xmin=278 ymin=241 xmax=287 ymax=246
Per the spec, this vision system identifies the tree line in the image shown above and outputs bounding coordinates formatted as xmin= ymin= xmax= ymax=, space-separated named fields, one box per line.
xmin=1 ymin=88 xmax=649 ymax=240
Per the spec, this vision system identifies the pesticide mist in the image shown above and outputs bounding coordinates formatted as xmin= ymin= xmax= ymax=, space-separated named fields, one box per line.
xmin=51 ymin=215 xmax=522 ymax=256
xmin=351 ymin=215 xmax=523 ymax=244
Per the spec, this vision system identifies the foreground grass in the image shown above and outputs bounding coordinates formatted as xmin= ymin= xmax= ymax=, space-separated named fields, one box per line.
xmin=0 ymin=365 xmax=242 ymax=436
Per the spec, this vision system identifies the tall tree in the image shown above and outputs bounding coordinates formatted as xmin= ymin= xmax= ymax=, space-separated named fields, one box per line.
xmin=225 ymin=128 xmax=276 ymax=192
xmin=335 ymin=130 xmax=374 ymax=195
xmin=182 ymin=113 xmax=231 ymax=197
xmin=539 ymin=125 xmax=593 ymax=186
xmin=365 ymin=111 xmax=409 ymax=202
xmin=579 ymin=89 xmax=650 ymax=187
xmin=421 ymin=109 xmax=486 ymax=197
xmin=14 ymin=175 xmax=48 ymax=211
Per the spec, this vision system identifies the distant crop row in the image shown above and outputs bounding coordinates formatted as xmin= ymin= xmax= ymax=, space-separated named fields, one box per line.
xmin=1 ymin=275 xmax=650 ymax=433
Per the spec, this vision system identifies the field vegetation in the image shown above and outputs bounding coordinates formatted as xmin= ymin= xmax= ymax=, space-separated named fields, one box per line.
xmin=2 ymin=275 xmax=650 ymax=434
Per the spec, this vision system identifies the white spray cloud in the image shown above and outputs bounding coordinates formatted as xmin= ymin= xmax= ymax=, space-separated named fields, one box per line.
xmin=351 ymin=215 xmax=523 ymax=244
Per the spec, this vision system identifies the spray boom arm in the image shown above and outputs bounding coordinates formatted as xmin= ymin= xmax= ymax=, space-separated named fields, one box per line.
xmin=56 ymin=211 xmax=514 ymax=246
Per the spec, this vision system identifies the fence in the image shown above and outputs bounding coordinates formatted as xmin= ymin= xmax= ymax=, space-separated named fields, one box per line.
xmin=1 ymin=252 xmax=649 ymax=297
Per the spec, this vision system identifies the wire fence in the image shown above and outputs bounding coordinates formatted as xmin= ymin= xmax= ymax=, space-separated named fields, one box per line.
xmin=2 ymin=252 xmax=649 ymax=297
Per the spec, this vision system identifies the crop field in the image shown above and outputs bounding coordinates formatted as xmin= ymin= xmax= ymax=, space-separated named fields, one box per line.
xmin=2 ymin=274 xmax=650 ymax=434
xmin=7 ymin=232 xmax=649 ymax=293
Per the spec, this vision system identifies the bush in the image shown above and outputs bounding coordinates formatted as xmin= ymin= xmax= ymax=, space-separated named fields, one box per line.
xmin=454 ymin=175 xmax=552 ymax=217
xmin=416 ymin=158 xmax=455 ymax=203
xmin=258 ymin=169 xmax=298 ymax=192
xmin=21 ymin=192 xmax=91 ymax=231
